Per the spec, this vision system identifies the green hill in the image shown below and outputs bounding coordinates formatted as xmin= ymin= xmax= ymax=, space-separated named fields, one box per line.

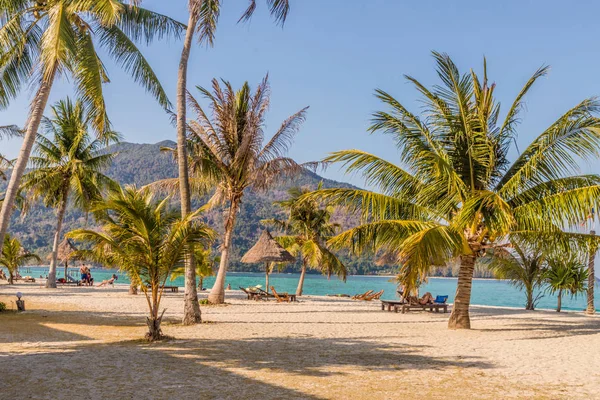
xmin=7 ymin=140 xmax=391 ymax=275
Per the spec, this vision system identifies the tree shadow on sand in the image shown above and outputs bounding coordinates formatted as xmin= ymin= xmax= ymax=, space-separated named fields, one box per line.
xmin=0 ymin=334 xmax=495 ymax=399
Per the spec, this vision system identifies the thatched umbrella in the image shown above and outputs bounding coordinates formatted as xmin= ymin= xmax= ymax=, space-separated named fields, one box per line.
xmin=46 ymin=238 xmax=78 ymax=280
xmin=241 ymin=230 xmax=295 ymax=293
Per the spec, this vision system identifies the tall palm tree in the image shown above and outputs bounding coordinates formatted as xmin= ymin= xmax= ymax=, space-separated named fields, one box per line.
xmin=0 ymin=1 xmax=184 ymax=260
xmin=0 ymin=234 xmax=40 ymax=284
xmin=159 ymin=76 xmax=308 ymax=304
xmin=21 ymin=98 xmax=118 ymax=288
xmin=305 ymin=52 xmax=600 ymax=329
xmin=68 ymin=186 xmax=215 ymax=341
xmin=174 ymin=0 xmax=291 ymax=324
xmin=263 ymin=185 xmax=346 ymax=295
xmin=545 ymin=256 xmax=588 ymax=312
xmin=486 ymin=240 xmax=546 ymax=310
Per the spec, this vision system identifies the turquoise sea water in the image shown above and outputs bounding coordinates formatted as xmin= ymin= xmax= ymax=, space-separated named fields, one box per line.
xmin=6 ymin=266 xmax=599 ymax=312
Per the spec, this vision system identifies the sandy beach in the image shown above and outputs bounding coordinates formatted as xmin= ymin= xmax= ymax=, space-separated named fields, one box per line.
xmin=1 ymin=283 xmax=599 ymax=400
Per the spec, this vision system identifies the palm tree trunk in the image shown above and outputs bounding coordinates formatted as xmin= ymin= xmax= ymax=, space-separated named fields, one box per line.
xmin=557 ymin=289 xmax=562 ymax=312
xmin=198 ymin=276 xmax=203 ymax=290
xmin=448 ymin=254 xmax=476 ymax=329
xmin=586 ymin=230 xmax=596 ymax=315
xmin=208 ymin=197 xmax=240 ymax=304
xmin=296 ymin=261 xmax=307 ymax=296
xmin=47 ymin=186 xmax=69 ymax=289
xmin=8 ymin=271 xmax=13 ymax=285
xmin=146 ymin=288 xmax=164 ymax=341
xmin=178 ymin=7 xmax=201 ymax=325
xmin=0 ymin=76 xmax=56 ymax=256
xmin=525 ymin=285 xmax=534 ymax=310
xmin=129 ymin=280 xmax=138 ymax=295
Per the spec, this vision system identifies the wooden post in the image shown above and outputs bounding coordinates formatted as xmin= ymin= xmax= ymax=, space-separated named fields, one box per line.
xmin=586 ymin=230 xmax=596 ymax=315
xmin=265 ymin=262 xmax=270 ymax=294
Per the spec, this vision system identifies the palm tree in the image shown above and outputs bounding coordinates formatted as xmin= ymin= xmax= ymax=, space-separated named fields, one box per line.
xmin=263 ymin=185 xmax=346 ymax=296
xmin=305 ymin=52 xmax=600 ymax=329
xmin=545 ymin=256 xmax=588 ymax=312
xmin=0 ymin=234 xmax=40 ymax=284
xmin=68 ymin=186 xmax=215 ymax=341
xmin=486 ymin=241 xmax=546 ymax=310
xmin=171 ymin=247 xmax=219 ymax=291
xmin=21 ymin=98 xmax=118 ymax=289
xmin=162 ymin=76 xmax=308 ymax=304
xmin=0 ymin=1 xmax=184 ymax=260
xmin=174 ymin=0 xmax=291 ymax=324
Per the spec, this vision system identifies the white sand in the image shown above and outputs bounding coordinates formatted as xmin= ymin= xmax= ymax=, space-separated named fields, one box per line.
xmin=1 ymin=283 xmax=599 ymax=399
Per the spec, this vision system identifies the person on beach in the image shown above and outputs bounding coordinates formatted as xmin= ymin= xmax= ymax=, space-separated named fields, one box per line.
xmin=409 ymin=292 xmax=435 ymax=305
xmin=80 ymin=265 xmax=88 ymax=282
xmin=226 ymin=284 xmax=231 ymax=290
xmin=98 ymin=274 xmax=118 ymax=287
xmin=0 ymin=270 xmax=6 ymax=280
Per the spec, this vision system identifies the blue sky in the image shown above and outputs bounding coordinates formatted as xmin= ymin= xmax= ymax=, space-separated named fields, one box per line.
xmin=1 ymin=0 xmax=599 ymax=205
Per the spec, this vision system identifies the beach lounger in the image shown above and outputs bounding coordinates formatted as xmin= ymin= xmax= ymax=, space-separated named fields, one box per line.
xmin=352 ymin=290 xmax=373 ymax=300
xmin=270 ymin=286 xmax=296 ymax=303
xmin=395 ymin=303 xmax=449 ymax=313
xmin=257 ymin=288 xmax=276 ymax=299
xmin=240 ymin=286 xmax=262 ymax=300
xmin=380 ymin=299 xmax=405 ymax=311
xmin=394 ymin=295 xmax=449 ymax=313
xmin=146 ymin=285 xmax=179 ymax=293
xmin=364 ymin=290 xmax=384 ymax=301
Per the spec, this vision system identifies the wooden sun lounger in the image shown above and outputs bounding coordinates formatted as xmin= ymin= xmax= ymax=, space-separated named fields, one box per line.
xmin=394 ymin=303 xmax=448 ymax=314
xmin=147 ymin=285 xmax=179 ymax=293
xmin=240 ymin=286 xmax=262 ymax=300
xmin=257 ymin=288 xmax=276 ymax=299
xmin=364 ymin=290 xmax=384 ymax=301
xmin=381 ymin=299 xmax=406 ymax=311
xmin=270 ymin=287 xmax=297 ymax=303
xmin=352 ymin=290 xmax=373 ymax=300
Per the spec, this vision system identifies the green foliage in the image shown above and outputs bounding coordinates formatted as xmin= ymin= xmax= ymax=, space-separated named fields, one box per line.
xmin=0 ymin=1 xmax=183 ymax=134
xmin=0 ymin=234 xmax=41 ymax=284
xmin=484 ymin=240 xmax=546 ymax=309
xmin=305 ymin=52 xmax=600 ymax=297
xmin=0 ymin=302 xmax=6 ymax=312
xmin=263 ymin=184 xmax=347 ymax=283
xmin=21 ymin=98 xmax=118 ymax=214
xmin=68 ymin=185 xmax=215 ymax=338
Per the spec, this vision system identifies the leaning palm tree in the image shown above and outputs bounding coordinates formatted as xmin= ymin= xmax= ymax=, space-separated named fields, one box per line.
xmin=305 ymin=52 xmax=600 ymax=329
xmin=164 ymin=76 xmax=308 ymax=304
xmin=21 ymin=98 xmax=118 ymax=289
xmin=486 ymin=240 xmax=546 ymax=310
xmin=545 ymin=255 xmax=588 ymax=312
xmin=173 ymin=0 xmax=291 ymax=323
xmin=68 ymin=186 xmax=215 ymax=340
xmin=263 ymin=185 xmax=346 ymax=296
xmin=0 ymin=234 xmax=40 ymax=284
xmin=0 ymin=1 xmax=184 ymax=259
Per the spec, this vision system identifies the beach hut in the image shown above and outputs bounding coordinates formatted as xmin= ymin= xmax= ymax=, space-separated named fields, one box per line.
xmin=241 ymin=230 xmax=295 ymax=293
xmin=46 ymin=238 xmax=78 ymax=280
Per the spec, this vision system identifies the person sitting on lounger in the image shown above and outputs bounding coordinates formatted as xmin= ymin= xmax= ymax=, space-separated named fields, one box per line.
xmin=409 ymin=292 xmax=435 ymax=305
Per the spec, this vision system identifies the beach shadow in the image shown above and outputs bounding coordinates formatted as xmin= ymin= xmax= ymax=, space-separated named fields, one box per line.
xmin=0 ymin=341 xmax=326 ymax=400
xmin=160 ymin=335 xmax=494 ymax=378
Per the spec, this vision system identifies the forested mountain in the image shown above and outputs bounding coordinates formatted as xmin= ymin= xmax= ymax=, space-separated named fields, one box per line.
xmin=5 ymin=141 xmax=388 ymax=275
xmin=4 ymin=140 xmax=496 ymax=277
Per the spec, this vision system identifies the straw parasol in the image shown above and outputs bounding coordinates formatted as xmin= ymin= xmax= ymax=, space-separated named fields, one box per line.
xmin=46 ymin=238 xmax=78 ymax=279
xmin=241 ymin=230 xmax=295 ymax=293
